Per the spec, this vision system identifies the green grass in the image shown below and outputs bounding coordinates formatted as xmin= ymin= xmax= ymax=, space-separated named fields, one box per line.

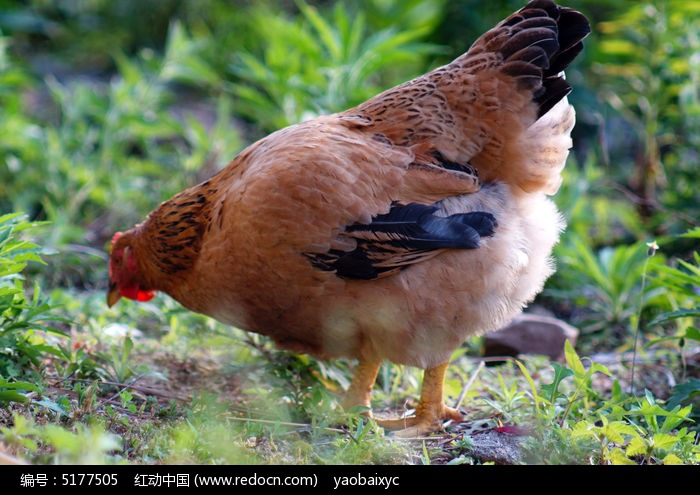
xmin=1 ymin=264 xmax=697 ymax=464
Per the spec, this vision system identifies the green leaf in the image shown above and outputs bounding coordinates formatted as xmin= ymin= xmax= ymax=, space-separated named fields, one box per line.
xmin=680 ymin=227 xmax=700 ymax=239
xmin=660 ymin=405 xmax=694 ymax=433
xmin=625 ymin=436 xmax=648 ymax=457
xmin=0 ymin=379 xmax=40 ymax=393
xmin=684 ymin=327 xmax=700 ymax=342
xmin=541 ymin=362 xmax=574 ymax=402
xmin=666 ymin=378 xmax=700 ymax=409
xmin=299 ymin=1 xmax=341 ymax=62
xmin=35 ymin=398 xmax=69 ymax=417
xmin=514 ymin=359 xmax=542 ymax=415
xmin=608 ymin=449 xmax=637 ymax=465
xmin=661 ymin=454 xmax=684 ymax=465
xmin=599 ymin=39 xmax=638 ymax=57
xmin=601 ymin=421 xmax=637 ymax=443
xmin=563 ymin=340 xmax=585 ymax=375
xmin=652 ymin=433 xmax=680 ymax=451
xmin=0 ymin=390 xmax=29 ymax=402
xmin=648 ymin=308 xmax=700 ymax=326
xmin=570 ymin=420 xmax=596 ymax=440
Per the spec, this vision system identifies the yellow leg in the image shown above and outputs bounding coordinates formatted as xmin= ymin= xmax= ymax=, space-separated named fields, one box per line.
xmin=342 ymin=360 xmax=381 ymax=413
xmin=377 ymin=361 xmax=463 ymax=437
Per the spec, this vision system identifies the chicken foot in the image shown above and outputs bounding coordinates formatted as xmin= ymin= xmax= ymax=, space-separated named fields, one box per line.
xmin=344 ymin=359 xmax=463 ymax=437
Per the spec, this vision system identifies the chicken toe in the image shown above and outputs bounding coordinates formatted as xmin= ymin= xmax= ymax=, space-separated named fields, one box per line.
xmin=376 ymin=361 xmax=464 ymax=437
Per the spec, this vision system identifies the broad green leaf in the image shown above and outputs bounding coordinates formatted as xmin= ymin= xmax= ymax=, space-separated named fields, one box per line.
xmin=625 ymin=436 xmax=648 ymax=457
xmin=541 ymin=362 xmax=574 ymax=401
xmin=666 ymin=379 xmax=700 ymax=410
xmin=684 ymin=327 xmax=700 ymax=342
xmin=661 ymin=454 xmax=683 ymax=465
xmin=660 ymin=405 xmax=693 ymax=432
xmin=608 ymin=449 xmax=636 ymax=465
xmin=652 ymin=433 xmax=680 ymax=451
xmin=601 ymin=421 xmax=636 ymax=443
xmin=570 ymin=420 xmax=596 ymax=440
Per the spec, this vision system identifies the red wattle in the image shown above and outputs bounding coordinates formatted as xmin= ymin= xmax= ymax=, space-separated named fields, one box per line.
xmin=136 ymin=290 xmax=155 ymax=302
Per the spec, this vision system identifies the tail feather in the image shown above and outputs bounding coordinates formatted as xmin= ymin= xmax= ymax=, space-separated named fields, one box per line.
xmin=487 ymin=0 xmax=590 ymax=119
xmin=535 ymin=75 xmax=572 ymax=118
xmin=346 ymin=1 xmax=590 ymax=195
xmin=515 ymin=96 xmax=576 ymax=195
xmin=466 ymin=0 xmax=589 ymax=192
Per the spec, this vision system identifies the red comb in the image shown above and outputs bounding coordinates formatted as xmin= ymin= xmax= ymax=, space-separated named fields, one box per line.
xmin=112 ymin=232 xmax=122 ymax=244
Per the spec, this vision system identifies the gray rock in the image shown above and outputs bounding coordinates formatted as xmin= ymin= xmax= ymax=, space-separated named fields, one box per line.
xmin=482 ymin=313 xmax=579 ymax=361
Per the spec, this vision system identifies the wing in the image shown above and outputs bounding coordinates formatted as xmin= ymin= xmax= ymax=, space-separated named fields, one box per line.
xmin=305 ymin=202 xmax=496 ymax=280
xmin=217 ymin=116 xmax=496 ymax=284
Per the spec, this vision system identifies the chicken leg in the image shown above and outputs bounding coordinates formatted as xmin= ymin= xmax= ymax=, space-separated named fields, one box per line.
xmin=342 ymin=360 xmax=381 ymax=414
xmin=344 ymin=360 xmax=463 ymax=437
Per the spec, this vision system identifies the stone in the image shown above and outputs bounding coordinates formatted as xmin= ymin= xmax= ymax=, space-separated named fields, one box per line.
xmin=482 ymin=313 xmax=579 ymax=361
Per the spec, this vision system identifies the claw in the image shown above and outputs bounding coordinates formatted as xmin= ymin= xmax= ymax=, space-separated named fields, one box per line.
xmin=344 ymin=360 xmax=463 ymax=437
xmin=377 ymin=405 xmax=463 ymax=437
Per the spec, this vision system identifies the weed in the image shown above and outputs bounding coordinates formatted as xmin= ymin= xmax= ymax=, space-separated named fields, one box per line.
xmin=162 ymin=1 xmax=443 ymax=132
xmin=592 ymin=0 xmax=700 ymax=228
xmin=0 ymin=214 xmax=67 ymax=397
xmin=547 ymin=236 xmax=666 ymax=348
xmin=515 ymin=342 xmax=699 ymax=464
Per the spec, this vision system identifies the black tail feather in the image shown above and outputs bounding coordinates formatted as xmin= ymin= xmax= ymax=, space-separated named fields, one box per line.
xmin=497 ymin=0 xmax=590 ymax=118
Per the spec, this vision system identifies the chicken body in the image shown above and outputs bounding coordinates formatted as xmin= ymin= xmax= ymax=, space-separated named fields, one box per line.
xmin=108 ymin=0 xmax=590 ymax=436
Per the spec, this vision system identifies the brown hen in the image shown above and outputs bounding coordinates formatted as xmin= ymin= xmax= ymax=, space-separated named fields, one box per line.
xmin=108 ymin=0 xmax=590 ymax=436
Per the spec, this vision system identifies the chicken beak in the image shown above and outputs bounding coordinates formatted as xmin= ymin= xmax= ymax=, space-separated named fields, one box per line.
xmin=107 ymin=282 xmax=122 ymax=307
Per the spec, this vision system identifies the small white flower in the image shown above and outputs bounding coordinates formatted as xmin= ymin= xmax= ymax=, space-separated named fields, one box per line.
xmin=102 ymin=323 xmax=142 ymax=339
xmin=646 ymin=240 xmax=659 ymax=256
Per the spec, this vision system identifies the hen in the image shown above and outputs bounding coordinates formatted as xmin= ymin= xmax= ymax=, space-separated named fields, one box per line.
xmin=108 ymin=0 xmax=590 ymax=436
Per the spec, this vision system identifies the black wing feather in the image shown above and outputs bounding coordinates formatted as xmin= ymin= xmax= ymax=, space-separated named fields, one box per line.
xmin=306 ymin=202 xmax=497 ymax=280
